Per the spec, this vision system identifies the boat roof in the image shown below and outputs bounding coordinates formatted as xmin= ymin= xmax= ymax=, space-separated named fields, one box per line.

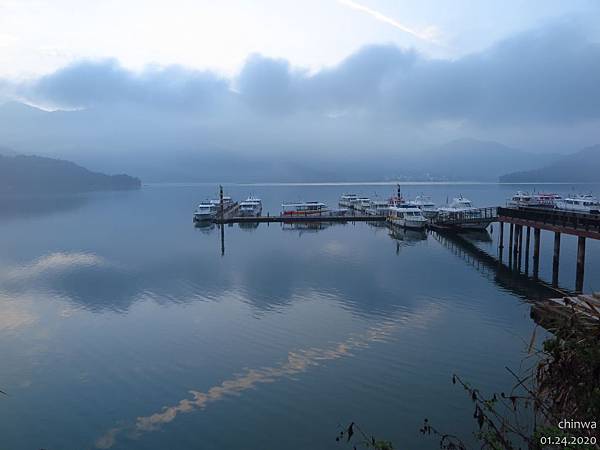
xmin=389 ymin=206 xmax=422 ymax=212
xmin=281 ymin=201 xmax=327 ymax=206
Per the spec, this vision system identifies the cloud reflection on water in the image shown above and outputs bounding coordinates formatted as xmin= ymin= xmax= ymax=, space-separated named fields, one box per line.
xmin=94 ymin=319 xmax=406 ymax=449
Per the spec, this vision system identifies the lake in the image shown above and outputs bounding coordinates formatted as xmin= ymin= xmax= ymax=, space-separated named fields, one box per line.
xmin=0 ymin=182 xmax=598 ymax=450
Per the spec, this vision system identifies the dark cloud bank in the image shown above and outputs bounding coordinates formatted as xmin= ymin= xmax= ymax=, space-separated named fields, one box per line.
xmin=1 ymin=20 xmax=599 ymax=182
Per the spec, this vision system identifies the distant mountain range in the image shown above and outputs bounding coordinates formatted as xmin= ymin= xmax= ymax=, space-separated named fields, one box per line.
xmin=0 ymin=154 xmax=141 ymax=194
xmin=0 ymin=101 xmax=571 ymax=183
xmin=500 ymin=145 xmax=600 ymax=182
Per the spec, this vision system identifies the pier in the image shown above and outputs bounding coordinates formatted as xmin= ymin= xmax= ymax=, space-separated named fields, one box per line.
xmin=497 ymin=207 xmax=600 ymax=292
xmin=215 ymin=214 xmax=386 ymax=224
xmin=203 ymin=187 xmax=599 ymax=294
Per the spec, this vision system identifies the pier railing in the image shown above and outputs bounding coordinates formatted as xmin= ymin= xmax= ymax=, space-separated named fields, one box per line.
xmin=431 ymin=207 xmax=497 ymax=226
xmin=497 ymin=207 xmax=600 ymax=238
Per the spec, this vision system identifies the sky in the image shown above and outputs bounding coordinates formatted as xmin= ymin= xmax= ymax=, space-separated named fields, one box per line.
xmin=0 ymin=0 xmax=599 ymax=181
xmin=0 ymin=0 xmax=597 ymax=79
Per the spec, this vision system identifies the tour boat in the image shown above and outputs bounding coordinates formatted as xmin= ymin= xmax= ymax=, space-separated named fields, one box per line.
xmin=239 ymin=197 xmax=262 ymax=217
xmin=366 ymin=199 xmax=391 ymax=216
xmin=387 ymin=206 xmax=428 ymax=229
xmin=354 ymin=197 xmax=371 ymax=212
xmin=193 ymin=202 xmax=218 ymax=222
xmin=209 ymin=196 xmax=234 ymax=209
xmin=339 ymin=194 xmax=359 ymax=208
xmin=407 ymin=195 xmax=438 ymax=218
xmin=437 ymin=196 xmax=492 ymax=230
xmin=556 ymin=194 xmax=600 ymax=214
xmin=508 ymin=191 xmax=562 ymax=208
xmin=531 ymin=192 xmax=562 ymax=208
xmin=438 ymin=196 xmax=479 ymax=214
xmin=281 ymin=201 xmax=329 ymax=216
xmin=507 ymin=191 xmax=535 ymax=207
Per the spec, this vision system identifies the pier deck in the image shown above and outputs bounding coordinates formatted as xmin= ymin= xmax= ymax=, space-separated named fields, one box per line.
xmin=497 ymin=206 xmax=600 ymax=240
xmin=215 ymin=214 xmax=386 ymax=224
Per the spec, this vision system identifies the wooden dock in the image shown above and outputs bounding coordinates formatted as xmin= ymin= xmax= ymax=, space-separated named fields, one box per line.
xmin=215 ymin=214 xmax=386 ymax=224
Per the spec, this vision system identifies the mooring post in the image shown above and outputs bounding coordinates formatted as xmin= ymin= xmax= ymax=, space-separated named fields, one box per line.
xmin=575 ymin=236 xmax=586 ymax=293
xmin=220 ymin=223 xmax=225 ymax=256
xmin=509 ymin=223 xmax=514 ymax=268
xmin=552 ymin=232 xmax=561 ymax=287
xmin=533 ymin=228 xmax=541 ymax=279
xmin=219 ymin=185 xmax=224 ymax=220
xmin=524 ymin=226 xmax=531 ymax=274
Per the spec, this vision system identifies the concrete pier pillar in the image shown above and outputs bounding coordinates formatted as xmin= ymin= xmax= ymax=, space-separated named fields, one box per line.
xmin=517 ymin=225 xmax=523 ymax=271
xmin=509 ymin=223 xmax=514 ymax=268
xmin=552 ymin=232 xmax=561 ymax=287
xmin=533 ymin=228 xmax=541 ymax=279
xmin=576 ymin=236 xmax=586 ymax=293
xmin=524 ymin=226 xmax=531 ymax=274
xmin=513 ymin=225 xmax=520 ymax=270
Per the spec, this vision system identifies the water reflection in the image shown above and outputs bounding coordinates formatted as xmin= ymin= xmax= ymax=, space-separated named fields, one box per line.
xmin=0 ymin=194 xmax=89 ymax=220
xmin=281 ymin=221 xmax=332 ymax=234
xmin=238 ymin=221 xmax=260 ymax=231
xmin=432 ymin=231 xmax=567 ymax=301
xmin=95 ymin=319 xmax=404 ymax=449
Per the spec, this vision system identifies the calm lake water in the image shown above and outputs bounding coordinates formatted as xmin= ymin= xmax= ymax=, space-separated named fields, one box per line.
xmin=0 ymin=183 xmax=598 ymax=450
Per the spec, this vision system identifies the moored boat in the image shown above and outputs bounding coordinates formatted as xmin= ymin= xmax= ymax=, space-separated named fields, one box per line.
xmin=556 ymin=194 xmax=600 ymax=214
xmin=339 ymin=193 xmax=359 ymax=208
xmin=407 ymin=195 xmax=438 ymax=218
xmin=387 ymin=206 xmax=428 ymax=229
xmin=531 ymin=192 xmax=562 ymax=208
xmin=281 ymin=201 xmax=329 ymax=216
xmin=437 ymin=196 xmax=492 ymax=230
xmin=366 ymin=199 xmax=391 ymax=216
xmin=239 ymin=197 xmax=262 ymax=217
xmin=354 ymin=197 xmax=371 ymax=212
xmin=193 ymin=202 xmax=218 ymax=222
xmin=209 ymin=196 xmax=235 ymax=210
xmin=508 ymin=191 xmax=562 ymax=208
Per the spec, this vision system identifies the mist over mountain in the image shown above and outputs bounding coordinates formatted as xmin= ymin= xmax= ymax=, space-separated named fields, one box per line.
xmin=500 ymin=145 xmax=600 ymax=183
xmin=0 ymin=19 xmax=599 ymax=182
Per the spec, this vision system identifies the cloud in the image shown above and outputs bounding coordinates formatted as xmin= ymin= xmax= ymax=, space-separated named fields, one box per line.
xmin=337 ymin=0 xmax=441 ymax=44
xmin=5 ymin=19 xmax=600 ymax=132
xmin=21 ymin=59 xmax=229 ymax=110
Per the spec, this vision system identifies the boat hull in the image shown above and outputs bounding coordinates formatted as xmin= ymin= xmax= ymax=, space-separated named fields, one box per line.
xmin=388 ymin=218 xmax=427 ymax=229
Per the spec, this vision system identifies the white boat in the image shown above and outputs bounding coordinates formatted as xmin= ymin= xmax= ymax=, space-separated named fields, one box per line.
xmin=407 ymin=195 xmax=438 ymax=218
xmin=438 ymin=196 xmax=491 ymax=230
xmin=281 ymin=201 xmax=328 ymax=216
xmin=209 ymin=196 xmax=234 ymax=209
xmin=387 ymin=206 xmax=428 ymax=229
xmin=339 ymin=194 xmax=359 ymax=208
xmin=556 ymin=194 xmax=600 ymax=214
xmin=366 ymin=199 xmax=391 ymax=216
xmin=193 ymin=202 xmax=218 ymax=222
xmin=239 ymin=197 xmax=262 ymax=217
xmin=354 ymin=197 xmax=371 ymax=212
xmin=438 ymin=196 xmax=479 ymax=214
xmin=531 ymin=192 xmax=562 ymax=208
xmin=508 ymin=191 xmax=561 ymax=208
